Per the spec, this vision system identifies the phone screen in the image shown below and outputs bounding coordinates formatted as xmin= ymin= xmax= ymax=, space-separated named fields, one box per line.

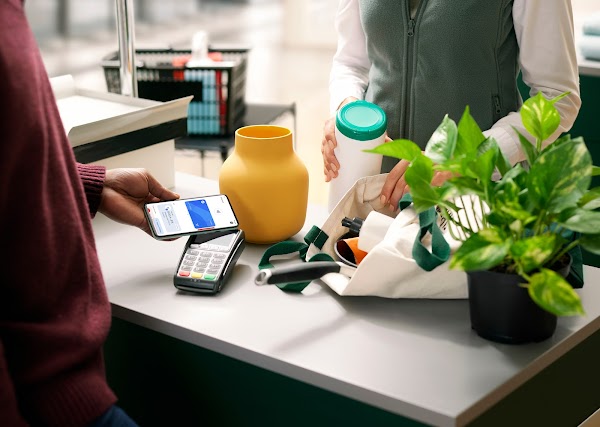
xmin=145 ymin=194 xmax=238 ymax=238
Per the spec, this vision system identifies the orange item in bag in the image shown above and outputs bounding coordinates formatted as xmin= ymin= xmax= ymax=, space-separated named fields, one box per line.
xmin=342 ymin=237 xmax=368 ymax=265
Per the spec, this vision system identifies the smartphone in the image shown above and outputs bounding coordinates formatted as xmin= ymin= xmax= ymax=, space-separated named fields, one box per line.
xmin=174 ymin=229 xmax=245 ymax=294
xmin=144 ymin=194 xmax=239 ymax=240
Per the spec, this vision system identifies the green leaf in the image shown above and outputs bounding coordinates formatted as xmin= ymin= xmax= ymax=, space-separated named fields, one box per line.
xmin=487 ymin=137 xmax=512 ymax=177
xmin=494 ymin=206 xmax=537 ymax=226
xmin=455 ymin=106 xmax=485 ymax=157
xmin=509 ymin=219 xmax=524 ymax=234
xmin=476 ymin=227 xmax=508 ymax=243
xmin=437 ymin=197 xmax=461 ymax=214
xmin=527 ymin=137 xmax=592 ymax=212
xmin=433 ymin=181 xmax=457 ymax=202
xmin=404 ymin=155 xmax=439 ymax=212
xmin=528 ymin=269 xmax=585 ymax=316
xmin=494 ymin=175 xmax=521 ymax=201
xmin=445 ymin=176 xmax=486 ymax=197
xmin=424 ymin=114 xmax=457 ymax=165
xmin=521 ymin=92 xmax=561 ymax=141
xmin=514 ymin=129 xmax=538 ymax=165
xmin=579 ymin=188 xmax=600 ymax=210
xmin=364 ymin=139 xmax=422 ymax=161
xmin=509 ymin=235 xmax=562 ymax=273
xmin=557 ymin=207 xmax=600 ymax=233
xmin=541 ymin=133 xmax=572 ymax=152
xmin=490 ymin=176 xmax=535 ymax=225
xmin=476 ymin=135 xmax=500 ymax=157
xmin=580 ymin=234 xmax=600 ymax=255
xmin=466 ymin=147 xmax=497 ymax=183
xmin=450 ymin=231 xmax=510 ymax=271
xmin=593 ymin=165 xmax=600 ymax=177
xmin=499 ymin=163 xmax=527 ymax=184
xmin=405 ymin=154 xmax=434 ymax=186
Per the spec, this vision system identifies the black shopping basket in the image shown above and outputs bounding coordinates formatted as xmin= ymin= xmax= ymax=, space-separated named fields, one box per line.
xmin=101 ymin=46 xmax=249 ymax=136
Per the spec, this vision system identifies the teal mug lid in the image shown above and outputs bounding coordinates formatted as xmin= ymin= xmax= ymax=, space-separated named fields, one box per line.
xmin=336 ymin=100 xmax=387 ymax=141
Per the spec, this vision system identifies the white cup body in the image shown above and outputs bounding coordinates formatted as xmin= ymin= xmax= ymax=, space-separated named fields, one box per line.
xmin=327 ymin=127 xmax=384 ymax=212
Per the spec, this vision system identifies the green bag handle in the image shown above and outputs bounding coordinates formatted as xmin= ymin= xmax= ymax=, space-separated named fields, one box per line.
xmin=258 ymin=194 xmax=451 ymax=292
xmin=399 ymin=194 xmax=451 ymax=271
xmin=258 ymin=225 xmax=334 ymax=292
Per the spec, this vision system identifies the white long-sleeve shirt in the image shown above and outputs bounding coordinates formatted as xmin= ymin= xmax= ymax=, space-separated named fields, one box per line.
xmin=329 ymin=0 xmax=582 ymax=166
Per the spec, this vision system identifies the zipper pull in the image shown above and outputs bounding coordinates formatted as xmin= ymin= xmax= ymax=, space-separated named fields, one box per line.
xmin=408 ymin=19 xmax=415 ymax=36
xmin=494 ymin=96 xmax=501 ymax=114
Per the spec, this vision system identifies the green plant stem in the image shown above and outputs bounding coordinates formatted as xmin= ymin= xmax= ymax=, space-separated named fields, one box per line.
xmin=456 ymin=196 xmax=480 ymax=235
xmin=439 ymin=206 xmax=474 ymax=241
xmin=469 ymin=195 xmax=483 ymax=231
xmin=438 ymin=208 xmax=463 ymax=241
xmin=519 ymin=270 xmax=531 ymax=283
xmin=549 ymin=239 xmax=580 ymax=268
xmin=477 ymin=194 xmax=488 ymax=229
xmin=532 ymin=209 xmax=549 ymax=235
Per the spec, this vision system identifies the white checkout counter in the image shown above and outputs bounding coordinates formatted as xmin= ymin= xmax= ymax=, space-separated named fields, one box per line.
xmin=93 ymin=172 xmax=600 ymax=427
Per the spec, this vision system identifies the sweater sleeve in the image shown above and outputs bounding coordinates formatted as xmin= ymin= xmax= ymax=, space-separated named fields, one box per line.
xmin=76 ymin=163 xmax=106 ymax=218
xmin=0 ymin=341 xmax=29 ymax=427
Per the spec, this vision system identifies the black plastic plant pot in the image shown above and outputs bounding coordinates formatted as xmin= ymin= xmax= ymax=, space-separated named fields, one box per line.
xmin=467 ymin=270 xmax=558 ymax=344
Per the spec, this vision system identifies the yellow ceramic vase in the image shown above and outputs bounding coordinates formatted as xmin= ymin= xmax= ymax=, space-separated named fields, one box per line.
xmin=218 ymin=125 xmax=309 ymax=244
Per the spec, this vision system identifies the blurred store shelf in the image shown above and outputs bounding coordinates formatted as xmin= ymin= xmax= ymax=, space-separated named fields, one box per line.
xmin=31 ymin=0 xmax=337 ymax=206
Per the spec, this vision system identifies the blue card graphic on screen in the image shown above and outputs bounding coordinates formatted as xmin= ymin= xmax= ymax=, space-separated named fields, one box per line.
xmin=186 ymin=199 xmax=216 ymax=230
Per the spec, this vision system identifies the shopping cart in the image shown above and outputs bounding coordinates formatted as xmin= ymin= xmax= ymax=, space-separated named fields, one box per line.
xmin=102 ymin=46 xmax=249 ymax=137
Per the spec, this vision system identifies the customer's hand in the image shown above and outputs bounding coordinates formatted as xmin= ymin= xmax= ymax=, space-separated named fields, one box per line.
xmin=321 ymin=96 xmax=359 ymax=182
xmin=99 ymin=168 xmax=180 ymax=236
xmin=380 ymin=162 xmax=454 ymax=213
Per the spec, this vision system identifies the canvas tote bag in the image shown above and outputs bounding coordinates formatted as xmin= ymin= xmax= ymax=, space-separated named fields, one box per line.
xmin=257 ymin=174 xmax=468 ymax=298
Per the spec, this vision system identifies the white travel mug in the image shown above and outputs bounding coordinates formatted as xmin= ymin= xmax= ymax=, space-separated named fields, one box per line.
xmin=328 ymin=100 xmax=387 ymax=212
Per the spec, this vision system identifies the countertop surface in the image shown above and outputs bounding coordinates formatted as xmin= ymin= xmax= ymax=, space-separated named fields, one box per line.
xmin=93 ymin=172 xmax=600 ymax=427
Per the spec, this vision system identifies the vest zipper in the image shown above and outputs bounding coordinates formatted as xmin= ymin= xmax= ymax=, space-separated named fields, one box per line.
xmin=408 ymin=19 xmax=415 ymax=37
xmin=493 ymin=95 xmax=502 ymax=121
xmin=401 ymin=0 xmax=427 ymax=145
xmin=404 ymin=18 xmax=416 ymax=141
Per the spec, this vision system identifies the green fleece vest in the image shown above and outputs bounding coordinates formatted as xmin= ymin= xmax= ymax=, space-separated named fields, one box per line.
xmin=358 ymin=0 xmax=520 ymax=172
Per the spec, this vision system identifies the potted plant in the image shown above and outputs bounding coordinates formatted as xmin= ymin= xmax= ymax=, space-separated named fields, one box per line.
xmin=366 ymin=92 xmax=600 ymax=344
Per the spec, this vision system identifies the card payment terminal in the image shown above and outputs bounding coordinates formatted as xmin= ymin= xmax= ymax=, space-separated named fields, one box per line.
xmin=174 ymin=229 xmax=245 ymax=294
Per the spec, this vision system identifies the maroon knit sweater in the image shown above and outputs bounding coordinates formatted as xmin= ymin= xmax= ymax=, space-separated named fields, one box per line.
xmin=1 ymin=1 xmax=117 ymax=426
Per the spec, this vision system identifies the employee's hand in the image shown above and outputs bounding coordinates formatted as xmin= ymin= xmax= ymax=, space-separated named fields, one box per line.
xmin=99 ymin=168 xmax=180 ymax=236
xmin=321 ymin=96 xmax=359 ymax=182
xmin=380 ymin=163 xmax=454 ymax=212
